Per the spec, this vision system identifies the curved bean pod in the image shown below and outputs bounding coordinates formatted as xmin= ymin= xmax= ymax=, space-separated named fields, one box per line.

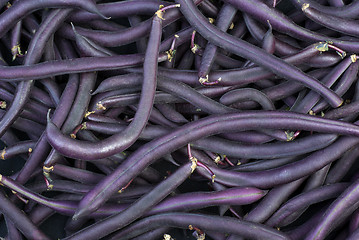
xmin=176 ymin=0 xmax=342 ymax=107
xmin=70 ymin=111 xmax=359 ymax=219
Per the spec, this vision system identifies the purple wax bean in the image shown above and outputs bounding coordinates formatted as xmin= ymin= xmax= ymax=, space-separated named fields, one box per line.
xmin=15 ymin=74 xmax=79 ymax=185
xmin=348 ymin=226 xmax=359 ymax=240
xmin=313 ymin=60 xmax=359 ymax=114
xmin=29 ymin=204 xmax=55 ymax=226
xmin=302 ymin=163 xmax=331 ymax=191
xmin=5 ymin=215 xmax=24 ymax=240
xmin=325 ymin=147 xmax=359 ymax=184
xmin=196 ymin=136 xmax=359 ymax=188
xmin=154 ymin=43 xmax=336 ymax=87
xmin=193 ymin=133 xmax=338 ymax=159
xmin=305 ymin=177 xmax=359 ymax=239
xmin=10 ymin=20 xmax=22 ymax=61
xmin=66 ymin=161 xmax=195 ymax=239
xmin=130 ymin=105 xmax=178 ymax=128
xmin=266 ymin=183 xmax=349 ymax=228
xmin=155 ymin=104 xmax=189 ymax=124
xmin=176 ymin=0 xmax=343 ymax=107
xmin=1 ymin=129 xmax=20 ymax=147
xmin=88 ymin=19 xmax=126 ymax=32
xmin=0 ymin=0 xmax=106 ymax=39
xmin=220 ymin=131 xmax=274 ymax=144
xmin=233 ymin=156 xmax=298 ymax=172
xmin=302 ymin=3 xmax=359 ymax=37
xmin=349 ymin=208 xmax=359 ymax=235
xmin=234 ymin=68 xmax=330 ymax=110
xmin=149 ymin=187 xmax=267 ymax=215
xmin=225 ymin=0 xmax=359 ymax=52
xmin=245 ymin=178 xmax=305 ymax=223
xmin=69 ymin=111 xmax=359 ymax=219
xmin=106 ymin=212 xmax=291 ymax=240
xmin=286 ymin=208 xmax=323 ymax=240
xmin=220 ymin=88 xmax=275 ymax=110
xmin=0 ymin=140 xmax=35 ymax=160
xmin=0 ymin=190 xmax=50 ymax=240
xmin=92 ymin=73 xmax=142 ymax=95
xmin=71 ymin=23 xmax=114 ymax=57
xmin=51 ymin=164 xmax=105 ymax=184
xmin=328 ymin=0 xmax=344 ymax=7
xmin=291 ymin=55 xmax=354 ymax=114
xmin=69 ymin=0 xmax=171 ymax=23
xmin=212 ymin=182 xmax=231 ymax=216
xmin=198 ymin=3 xmax=237 ymax=81
xmin=129 ymin=15 xmax=148 ymax=53
xmin=243 ymin=13 xmax=299 ymax=56
xmin=177 ymin=49 xmax=195 ymax=70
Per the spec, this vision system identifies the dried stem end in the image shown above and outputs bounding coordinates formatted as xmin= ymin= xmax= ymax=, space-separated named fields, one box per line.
xmin=96 ymin=102 xmax=106 ymax=110
xmin=1 ymin=148 xmax=5 ymax=160
xmin=302 ymin=3 xmax=310 ymax=11
xmin=84 ymin=111 xmax=95 ymax=118
xmin=351 ymin=54 xmax=357 ymax=63
xmin=0 ymin=101 xmax=6 ymax=109
xmin=190 ymin=156 xmax=198 ymax=173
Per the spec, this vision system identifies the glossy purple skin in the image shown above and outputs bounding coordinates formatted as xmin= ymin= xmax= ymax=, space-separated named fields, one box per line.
xmin=0 ymin=190 xmax=50 ymax=240
xmin=305 ymin=177 xmax=359 ymax=240
xmin=176 ymin=0 xmax=343 ymax=107
xmin=224 ymin=0 xmax=359 ymax=52
xmin=266 ymin=183 xmax=349 ymax=228
xmin=150 ymin=187 xmax=267 ymax=215
xmin=106 ymin=213 xmax=291 ymax=240
xmin=67 ymin=111 xmax=359 ymax=220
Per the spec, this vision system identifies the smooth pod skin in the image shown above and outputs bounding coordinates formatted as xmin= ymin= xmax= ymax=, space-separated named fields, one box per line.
xmin=313 ymin=61 xmax=359 ymax=114
xmin=69 ymin=111 xmax=359 ymax=219
xmin=266 ymin=183 xmax=349 ymax=228
xmin=64 ymin=162 xmax=194 ymax=239
xmin=0 ymin=190 xmax=50 ymax=240
xmin=149 ymin=187 xmax=267 ymax=215
xmin=305 ymin=177 xmax=359 ymax=240
xmin=0 ymin=0 xmax=105 ymax=39
xmin=219 ymin=88 xmax=275 ymax=110
xmin=289 ymin=0 xmax=359 ymax=19
xmin=198 ymin=3 xmax=237 ymax=80
xmin=0 ymin=9 xmax=72 ymax=139
xmin=291 ymin=55 xmax=354 ymax=114
xmin=224 ymin=0 xmax=359 ymax=52
xmin=46 ymin=11 xmax=162 ymax=161
xmin=301 ymin=3 xmax=359 ymax=38
xmin=15 ymin=74 xmax=79 ymax=185
xmin=325 ymin=147 xmax=359 ymax=184
xmin=195 ymin=136 xmax=359 ymax=189
xmin=176 ymin=0 xmax=343 ymax=107
xmin=0 ymin=140 xmax=35 ymax=160
xmin=105 ymin=213 xmax=291 ymax=240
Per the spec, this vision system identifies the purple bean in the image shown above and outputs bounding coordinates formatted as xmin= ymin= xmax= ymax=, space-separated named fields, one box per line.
xmin=289 ymin=0 xmax=359 ymax=19
xmin=0 ymin=189 xmax=50 ymax=240
xmin=15 ymin=73 xmax=79 ymax=185
xmin=0 ymin=140 xmax=35 ymax=160
xmin=220 ymin=88 xmax=275 ymax=110
xmin=266 ymin=182 xmax=349 ymax=228
xmin=65 ymin=161 xmax=194 ymax=239
xmin=150 ymin=187 xmax=267 ymax=215
xmin=325 ymin=147 xmax=359 ymax=184
xmin=106 ymin=212 xmax=291 ymax=240
xmin=69 ymin=111 xmax=359 ymax=219
xmin=198 ymin=3 xmax=237 ymax=80
xmin=225 ymin=0 xmax=359 ymax=52
xmin=305 ymin=177 xmax=359 ymax=239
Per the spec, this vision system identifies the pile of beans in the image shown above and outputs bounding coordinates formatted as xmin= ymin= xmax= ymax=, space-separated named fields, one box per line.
xmin=1 ymin=0 xmax=359 ymax=239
